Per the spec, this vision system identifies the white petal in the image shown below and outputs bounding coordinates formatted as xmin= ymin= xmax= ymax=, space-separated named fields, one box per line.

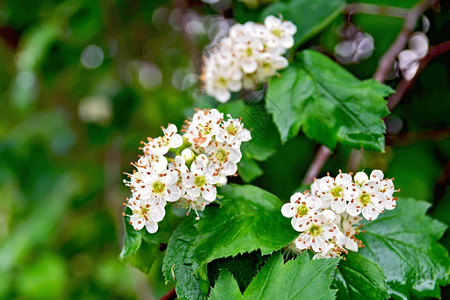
xmin=335 ymin=173 xmax=352 ymax=187
xmin=370 ymin=170 xmax=384 ymax=180
xmin=409 ymin=32 xmax=428 ymax=58
xmin=150 ymin=204 xmax=166 ymax=222
xmin=201 ymin=185 xmax=217 ymax=202
xmin=354 ymin=171 xmax=368 ymax=185
xmin=331 ymin=198 xmax=347 ymax=214
xmin=145 ymin=222 xmax=158 ymax=233
xmin=221 ymin=161 xmax=237 ymax=176
xmin=165 ymin=185 xmax=181 ymax=202
xmin=281 ymin=203 xmax=297 ymax=218
xmin=169 ymin=134 xmax=183 ymax=149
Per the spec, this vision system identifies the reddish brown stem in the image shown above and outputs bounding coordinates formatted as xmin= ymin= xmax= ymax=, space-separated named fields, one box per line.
xmin=160 ymin=288 xmax=176 ymax=300
xmin=302 ymin=145 xmax=332 ymax=185
xmin=387 ymin=40 xmax=450 ymax=111
xmin=373 ymin=0 xmax=435 ymax=83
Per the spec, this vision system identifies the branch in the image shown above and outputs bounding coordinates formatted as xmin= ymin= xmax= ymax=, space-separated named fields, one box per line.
xmin=345 ymin=3 xmax=408 ymax=19
xmin=373 ymin=0 xmax=435 ymax=83
xmin=387 ymin=40 xmax=450 ymax=111
xmin=302 ymin=145 xmax=332 ymax=185
xmin=160 ymin=288 xmax=176 ymax=300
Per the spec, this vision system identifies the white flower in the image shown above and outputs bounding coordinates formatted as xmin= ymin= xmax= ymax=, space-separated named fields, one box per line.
xmin=294 ymin=210 xmax=338 ymax=253
xmin=144 ymin=124 xmax=183 ymax=156
xmin=398 ymin=32 xmax=428 ymax=80
xmin=368 ymin=170 xmax=397 ymax=210
xmin=345 ymin=180 xmax=386 ymax=221
xmin=206 ymin=142 xmax=242 ymax=176
xmin=185 ymin=109 xmax=224 ymax=148
xmin=200 ymin=16 xmax=296 ymax=102
xmin=182 ymin=156 xmax=218 ymax=202
xmin=216 ymin=115 xmax=252 ymax=148
xmin=127 ymin=197 xmax=165 ymax=233
xmin=137 ymin=168 xmax=182 ymax=205
xmin=316 ymin=172 xmax=353 ymax=213
xmin=263 ymin=15 xmax=297 ymax=50
xmin=281 ymin=192 xmax=322 ymax=230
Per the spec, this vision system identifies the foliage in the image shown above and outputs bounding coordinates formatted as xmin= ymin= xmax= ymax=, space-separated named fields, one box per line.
xmin=266 ymin=50 xmax=392 ymax=150
xmin=0 ymin=0 xmax=449 ymax=299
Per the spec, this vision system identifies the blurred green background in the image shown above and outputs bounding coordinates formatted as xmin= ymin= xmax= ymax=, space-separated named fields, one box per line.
xmin=0 ymin=0 xmax=449 ymax=299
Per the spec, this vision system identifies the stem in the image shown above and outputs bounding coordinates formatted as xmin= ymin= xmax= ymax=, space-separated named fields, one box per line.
xmin=387 ymin=40 xmax=450 ymax=111
xmin=160 ymin=288 xmax=176 ymax=300
xmin=302 ymin=145 xmax=332 ymax=185
xmin=345 ymin=3 xmax=408 ymax=19
xmin=373 ymin=0 xmax=434 ymax=83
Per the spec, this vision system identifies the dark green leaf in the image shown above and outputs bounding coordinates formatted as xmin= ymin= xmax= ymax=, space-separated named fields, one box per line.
xmin=218 ymin=100 xmax=280 ymax=161
xmin=210 ymin=252 xmax=339 ymax=299
xmin=238 ymin=153 xmax=264 ymax=183
xmin=266 ymin=50 xmax=392 ymax=151
xmin=332 ymin=252 xmax=389 ymax=300
xmin=209 ymin=270 xmax=243 ymax=300
xmin=359 ymin=198 xmax=450 ymax=298
xmin=261 ymin=0 xmax=345 ymax=49
xmin=208 ymin=251 xmax=269 ymax=293
xmin=162 ymin=184 xmax=297 ymax=300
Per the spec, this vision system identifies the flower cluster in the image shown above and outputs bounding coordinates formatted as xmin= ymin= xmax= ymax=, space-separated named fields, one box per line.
xmin=123 ymin=108 xmax=251 ymax=233
xmin=282 ymin=170 xmax=398 ymax=259
xmin=201 ymin=15 xmax=296 ymax=103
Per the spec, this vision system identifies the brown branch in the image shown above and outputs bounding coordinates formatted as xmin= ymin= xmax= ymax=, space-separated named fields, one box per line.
xmin=373 ymin=0 xmax=435 ymax=83
xmin=387 ymin=40 xmax=450 ymax=111
xmin=160 ymin=288 xmax=176 ymax=300
xmin=302 ymin=145 xmax=332 ymax=185
xmin=345 ymin=4 xmax=408 ymax=19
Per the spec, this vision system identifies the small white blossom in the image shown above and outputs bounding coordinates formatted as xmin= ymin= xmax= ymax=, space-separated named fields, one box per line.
xmin=284 ymin=169 xmax=398 ymax=258
xmin=281 ymin=192 xmax=322 ymax=230
xmin=316 ymin=172 xmax=353 ymax=213
xmin=126 ymin=198 xmax=165 ymax=233
xmin=201 ymin=15 xmax=296 ymax=102
xmin=294 ymin=210 xmax=338 ymax=253
xmin=216 ymin=115 xmax=252 ymax=148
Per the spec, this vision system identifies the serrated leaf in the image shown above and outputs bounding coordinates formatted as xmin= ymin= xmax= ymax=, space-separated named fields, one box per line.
xmin=266 ymin=50 xmax=392 ymax=151
xmin=162 ymin=184 xmax=297 ymax=300
xmin=359 ymin=198 xmax=450 ymax=299
xmin=261 ymin=0 xmax=345 ymax=49
xmin=208 ymin=251 xmax=269 ymax=293
xmin=210 ymin=252 xmax=339 ymax=299
xmin=209 ymin=270 xmax=243 ymax=300
xmin=332 ymin=252 xmax=389 ymax=300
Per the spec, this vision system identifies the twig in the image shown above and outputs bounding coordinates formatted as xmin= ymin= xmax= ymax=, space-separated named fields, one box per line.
xmin=345 ymin=4 xmax=408 ymax=19
xmin=302 ymin=145 xmax=332 ymax=185
xmin=160 ymin=288 xmax=176 ymax=300
xmin=386 ymin=128 xmax=450 ymax=145
xmin=373 ymin=0 xmax=435 ymax=83
xmin=387 ymin=40 xmax=450 ymax=111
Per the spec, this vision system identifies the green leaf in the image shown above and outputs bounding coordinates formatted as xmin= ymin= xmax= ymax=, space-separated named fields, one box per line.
xmin=266 ymin=50 xmax=392 ymax=151
xmin=238 ymin=153 xmax=264 ymax=183
xmin=332 ymin=252 xmax=389 ymax=300
xmin=209 ymin=270 xmax=243 ymax=300
xmin=359 ymin=198 xmax=450 ymax=298
xmin=208 ymin=251 xmax=269 ymax=293
xmin=162 ymin=184 xmax=297 ymax=300
xmin=210 ymin=252 xmax=339 ymax=299
xmin=218 ymin=100 xmax=280 ymax=161
xmin=261 ymin=0 xmax=345 ymax=49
